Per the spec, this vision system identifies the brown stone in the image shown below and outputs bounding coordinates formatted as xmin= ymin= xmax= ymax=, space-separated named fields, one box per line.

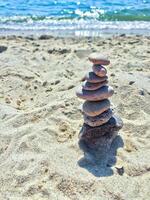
xmin=83 ymin=109 xmax=113 ymax=127
xmin=88 ymin=53 xmax=110 ymax=65
xmin=81 ymin=99 xmax=111 ymax=117
xmin=76 ymin=86 xmax=114 ymax=101
xmin=82 ymin=80 xmax=108 ymax=91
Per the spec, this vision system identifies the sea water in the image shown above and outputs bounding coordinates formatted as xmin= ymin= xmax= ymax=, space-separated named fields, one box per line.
xmin=0 ymin=0 xmax=150 ymax=36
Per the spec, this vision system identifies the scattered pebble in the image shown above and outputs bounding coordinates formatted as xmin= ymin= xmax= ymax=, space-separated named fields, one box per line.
xmin=48 ymin=48 xmax=71 ymax=54
xmin=129 ymin=81 xmax=135 ymax=85
xmin=35 ymin=73 xmax=40 ymax=77
xmin=51 ymin=80 xmax=60 ymax=85
xmin=136 ymin=68 xmax=143 ymax=71
xmin=0 ymin=45 xmax=7 ymax=53
xmin=33 ymin=48 xmax=39 ymax=52
xmin=139 ymin=89 xmax=145 ymax=96
xmin=34 ymin=86 xmax=38 ymax=89
xmin=54 ymin=80 xmax=60 ymax=85
xmin=110 ymin=73 xmax=115 ymax=77
xmin=39 ymin=35 xmax=53 ymax=40
xmin=42 ymin=81 xmax=47 ymax=86
xmin=25 ymin=36 xmax=34 ymax=40
xmin=65 ymin=102 xmax=70 ymax=106
xmin=67 ymin=85 xmax=75 ymax=90
xmin=32 ymin=42 xmax=40 ymax=47
xmin=115 ymin=166 xmax=124 ymax=176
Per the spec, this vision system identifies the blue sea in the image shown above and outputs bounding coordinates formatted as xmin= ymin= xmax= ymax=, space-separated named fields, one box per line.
xmin=0 ymin=0 xmax=150 ymax=36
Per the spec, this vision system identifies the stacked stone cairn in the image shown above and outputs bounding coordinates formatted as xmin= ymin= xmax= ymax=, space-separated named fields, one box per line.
xmin=76 ymin=52 xmax=123 ymax=150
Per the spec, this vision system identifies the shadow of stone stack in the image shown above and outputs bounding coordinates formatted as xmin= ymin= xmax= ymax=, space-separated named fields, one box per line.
xmin=76 ymin=52 xmax=123 ymax=152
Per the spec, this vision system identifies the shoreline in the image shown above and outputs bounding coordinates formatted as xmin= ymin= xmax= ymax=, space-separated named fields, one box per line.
xmin=1 ymin=29 xmax=150 ymax=38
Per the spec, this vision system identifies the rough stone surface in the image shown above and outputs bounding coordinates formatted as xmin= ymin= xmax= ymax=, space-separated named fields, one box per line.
xmin=79 ymin=131 xmax=118 ymax=150
xmin=82 ymin=80 xmax=108 ymax=91
xmin=79 ymin=115 xmax=123 ymax=141
xmin=76 ymin=53 xmax=123 ymax=154
xmin=81 ymin=99 xmax=111 ymax=117
xmin=83 ymin=109 xmax=113 ymax=127
xmin=92 ymin=65 xmax=107 ymax=77
xmin=88 ymin=53 xmax=110 ymax=65
xmin=84 ymin=71 xmax=108 ymax=83
xmin=76 ymin=85 xmax=114 ymax=101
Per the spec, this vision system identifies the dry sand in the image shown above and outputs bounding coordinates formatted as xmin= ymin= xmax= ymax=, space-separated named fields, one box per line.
xmin=0 ymin=35 xmax=150 ymax=200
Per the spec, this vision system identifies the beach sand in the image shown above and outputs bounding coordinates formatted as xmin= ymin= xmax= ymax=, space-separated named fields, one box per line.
xmin=0 ymin=35 xmax=150 ymax=199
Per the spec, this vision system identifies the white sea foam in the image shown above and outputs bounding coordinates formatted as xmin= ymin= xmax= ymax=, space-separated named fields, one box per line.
xmin=0 ymin=18 xmax=150 ymax=36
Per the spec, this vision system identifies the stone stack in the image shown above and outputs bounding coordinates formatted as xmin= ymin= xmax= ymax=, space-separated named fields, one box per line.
xmin=76 ymin=52 xmax=123 ymax=149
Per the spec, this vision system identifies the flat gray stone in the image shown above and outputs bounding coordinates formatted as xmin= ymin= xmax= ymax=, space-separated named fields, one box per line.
xmin=79 ymin=115 xmax=123 ymax=142
xmin=76 ymin=85 xmax=114 ymax=101
xmin=92 ymin=65 xmax=107 ymax=77
xmin=81 ymin=99 xmax=111 ymax=117
xmin=83 ymin=109 xmax=113 ymax=127
xmin=88 ymin=53 xmax=110 ymax=65
xmin=82 ymin=80 xmax=108 ymax=91
xmin=85 ymin=71 xmax=108 ymax=83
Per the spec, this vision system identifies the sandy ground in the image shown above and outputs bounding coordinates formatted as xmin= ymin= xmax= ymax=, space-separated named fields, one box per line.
xmin=0 ymin=35 xmax=150 ymax=200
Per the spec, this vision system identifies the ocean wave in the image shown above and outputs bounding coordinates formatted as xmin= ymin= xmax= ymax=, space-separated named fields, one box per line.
xmin=0 ymin=11 xmax=150 ymax=37
xmin=0 ymin=0 xmax=150 ymax=22
xmin=0 ymin=8 xmax=150 ymax=24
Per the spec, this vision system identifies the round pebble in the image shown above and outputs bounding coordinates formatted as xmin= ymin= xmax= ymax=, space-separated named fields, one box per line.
xmin=88 ymin=53 xmax=110 ymax=65
xmin=85 ymin=71 xmax=108 ymax=83
xmin=81 ymin=99 xmax=110 ymax=117
xmin=92 ymin=65 xmax=107 ymax=77
xmin=83 ymin=109 xmax=113 ymax=127
xmin=76 ymin=86 xmax=114 ymax=101
xmin=82 ymin=80 xmax=108 ymax=91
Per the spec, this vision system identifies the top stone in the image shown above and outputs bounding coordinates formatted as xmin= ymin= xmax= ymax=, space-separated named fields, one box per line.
xmin=88 ymin=53 xmax=110 ymax=65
